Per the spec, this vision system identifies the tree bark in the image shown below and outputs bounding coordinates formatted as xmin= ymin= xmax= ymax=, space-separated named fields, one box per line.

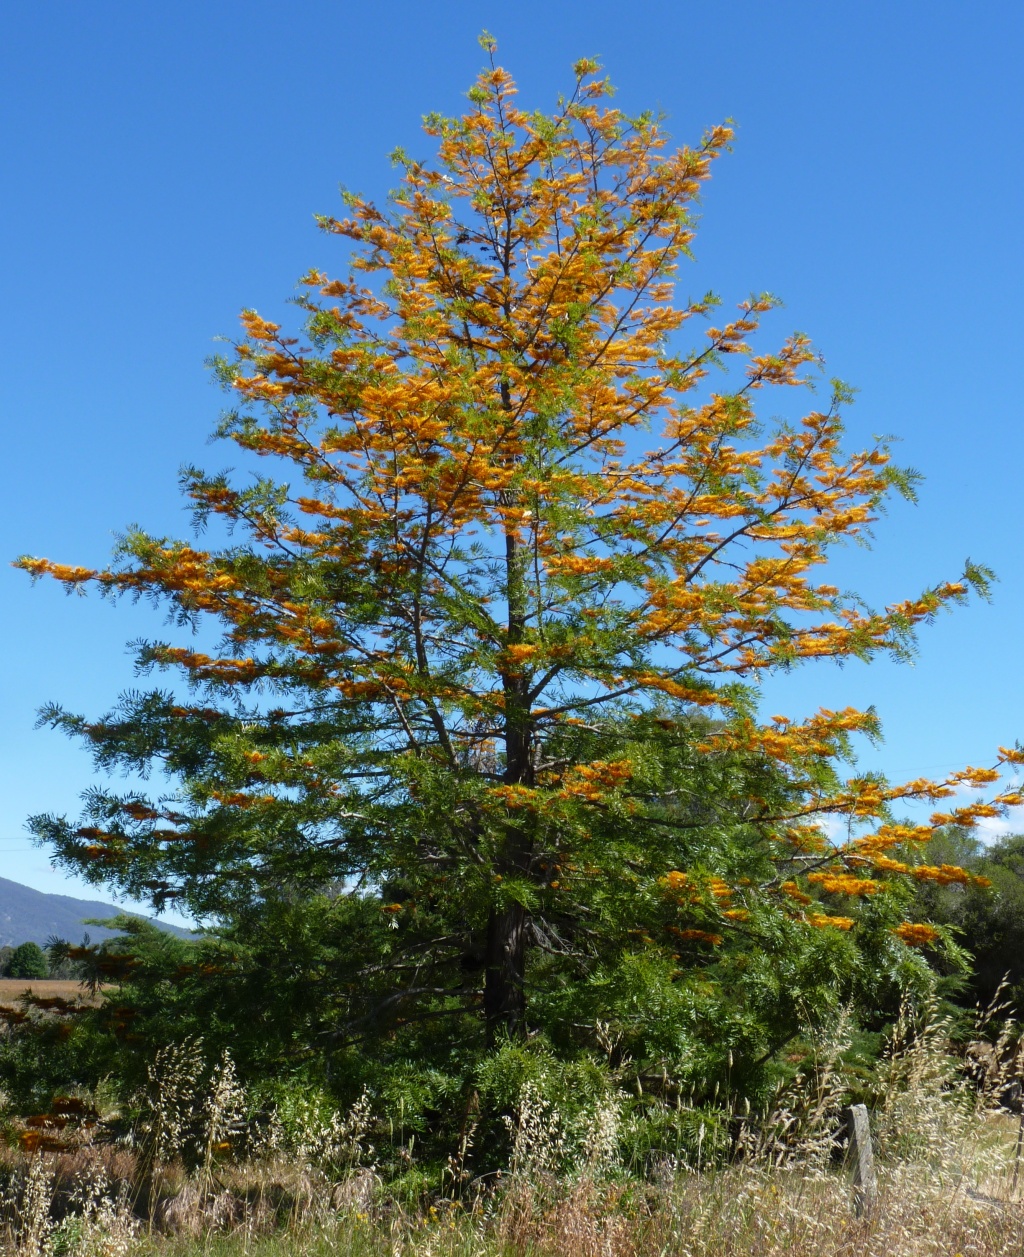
xmin=484 ymin=902 xmax=528 ymax=1043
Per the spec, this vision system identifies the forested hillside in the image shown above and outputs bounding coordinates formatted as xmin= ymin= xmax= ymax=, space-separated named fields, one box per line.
xmin=0 ymin=876 xmax=192 ymax=948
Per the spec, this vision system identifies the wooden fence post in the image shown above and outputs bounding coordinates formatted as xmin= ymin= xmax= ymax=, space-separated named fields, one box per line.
xmin=843 ymin=1103 xmax=877 ymax=1218
xmin=1005 ymin=1078 xmax=1024 ymax=1197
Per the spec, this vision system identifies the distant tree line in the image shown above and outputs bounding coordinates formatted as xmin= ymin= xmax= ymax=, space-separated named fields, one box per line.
xmin=0 ymin=940 xmax=87 ymax=980
xmin=909 ymin=828 xmax=1024 ymax=1012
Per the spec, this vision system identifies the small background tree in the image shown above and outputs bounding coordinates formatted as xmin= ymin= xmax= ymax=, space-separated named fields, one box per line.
xmin=6 ymin=941 xmax=49 ymax=980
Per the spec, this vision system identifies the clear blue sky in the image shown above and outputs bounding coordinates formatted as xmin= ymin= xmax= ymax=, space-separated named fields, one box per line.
xmin=2 ymin=1 xmax=1023 ymax=918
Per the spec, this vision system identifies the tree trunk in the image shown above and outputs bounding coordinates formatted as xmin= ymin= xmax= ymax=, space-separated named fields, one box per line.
xmin=489 ymin=374 xmax=533 ymax=1044
xmin=484 ymin=902 xmax=527 ymax=1043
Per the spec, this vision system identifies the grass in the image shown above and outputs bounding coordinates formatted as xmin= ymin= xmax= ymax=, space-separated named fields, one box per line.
xmin=11 ymin=1150 xmax=1019 ymax=1257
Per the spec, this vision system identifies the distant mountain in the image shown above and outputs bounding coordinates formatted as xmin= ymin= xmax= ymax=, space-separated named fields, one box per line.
xmin=0 ymin=876 xmax=195 ymax=947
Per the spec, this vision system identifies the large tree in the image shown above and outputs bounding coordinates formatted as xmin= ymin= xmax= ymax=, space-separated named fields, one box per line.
xmin=18 ymin=42 xmax=1015 ymax=1088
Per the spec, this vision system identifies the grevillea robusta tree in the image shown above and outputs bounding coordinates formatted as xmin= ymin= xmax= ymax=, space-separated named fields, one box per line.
xmin=18 ymin=40 xmax=1017 ymax=1103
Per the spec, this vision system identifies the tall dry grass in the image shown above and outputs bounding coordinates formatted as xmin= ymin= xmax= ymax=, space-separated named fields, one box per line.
xmin=2 ymin=1004 xmax=1024 ymax=1257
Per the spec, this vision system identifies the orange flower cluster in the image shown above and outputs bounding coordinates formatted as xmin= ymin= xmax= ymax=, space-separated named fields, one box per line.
xmin=807 ymin=872 xmax=882 ymax=896
xmin=806 ymin=914 xmax=854 ymax=931
xmin=893 ymin=922 xmax=941 ymax=946
xmin=780 ymin=881 xmax=812 ymax=905
xmin=911 ymin=864 xmax=973 ymax=886
xmin=660 ymin=871 xmax=734 ymax=904
xmin=556 ymin=760 xmax=634 ymax=802
xmin=668 ymin=928 xmax=724 ymax=946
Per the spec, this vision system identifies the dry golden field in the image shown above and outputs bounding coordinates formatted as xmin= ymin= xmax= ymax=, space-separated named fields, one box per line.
xmin=0 ymin=979 xmax=100 ymax=1008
